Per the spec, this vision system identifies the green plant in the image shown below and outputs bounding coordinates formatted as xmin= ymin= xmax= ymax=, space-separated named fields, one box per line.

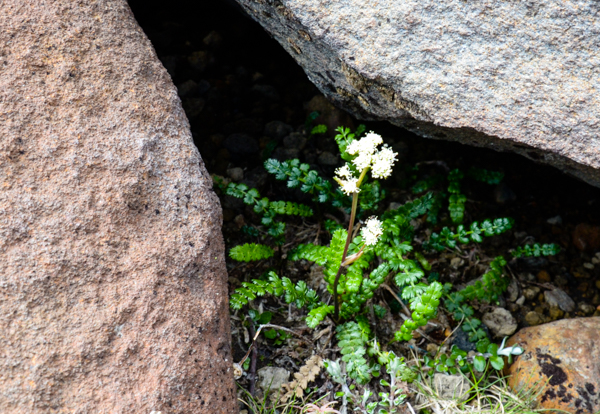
xmin=224 ymin=125 xmax=565 ymax=410
xmin=230 ymin=243 xmax=275 ymax=262
xmin=226 ymin=183 xmax=313 ymax=242
xmin=325 ymin=348 xmax=416 ymax=414
xmin=511 ymin=242 xmax=561 ymax=258
xmin=265 ymin=158 xmax=346 ymax=207
xmin=424 ymin=219 xmax=514 ymax=251
xmin=412 ymin=166 xmax=504 ymax=225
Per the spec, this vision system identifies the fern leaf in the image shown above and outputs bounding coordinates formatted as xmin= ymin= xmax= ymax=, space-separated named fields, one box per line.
xmin=229 ymin=243 xmax=274 ymax=262
xmin=306 ymin=305 xmax=333 ymax=328
xmin=230 ymin=278 xmax=276 ymax=310
xmin=336 ymin=321 xmax=372 ymax=384
xmin=289 ymin=244 xmax=329 ymax=266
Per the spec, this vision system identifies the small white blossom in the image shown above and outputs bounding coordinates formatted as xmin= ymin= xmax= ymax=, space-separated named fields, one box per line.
xmin=352 ymin=151 xmax=373 ymax=170
xmin=497 ymin=337 xmax=524 ymax=357
xmin=338 ymin=177 xmax=360 ymax=195
xmin=335 ymin=164 xmax=360 ymax=195
xmin=345 ymin=132 xmax=397 ymax=177
xmin=361 ymin=217 xmax=383 ymax=246
xmin=371 ymin=145 xmax=398 ymax=179
xmin=335 ymin=164 xmax=353 ymax=180
xmin=346 ymin=132 xmax=382 ymax=156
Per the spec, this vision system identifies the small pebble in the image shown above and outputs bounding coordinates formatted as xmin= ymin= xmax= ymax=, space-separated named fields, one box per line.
xmin=234 ymin=214 xmax=246 ymax=229
xmin=523 ymin=286 xmax=540 ymax=300
xmin=450 ymin=257 xmax=464 ymax=269
xmin=573 ymin=270 xmax=590 ymax=278
xmin=226 ymin=167 xmax=244 ymax=182
xmin=554 ymin=274 xmax=568 ymax=287
xmin=578 ymin=302 xmax=596 ymax=315
xmin=537 ymin=270 xmax=551 ymax=283
xmin=525 ymin=311 xmax=544 ymax=326
xmin=592 ymin=257 xmax=600 ymax=264
xmin=203 ymin=30 xmax=223 ymax=49
xmin=283 ymin=132 xmax=307 ymax=150
xmin=264 ymin=121 xmax=293 ymax=140
xmin=572 ymin=223 xmax=600 ymax=252
xmin=583 ymin=262 xmax=595 ymax=270
xmin=546 ymin=215 xmax=563 ymax=225
xmin=518 ymin=272 xmax=536 ymax=283
xmin=482 ymin=307 xmax=518 ymax=337
xmin=505 ymin=278 xmax=520 ymax=302
xmin=188 ymin=50 xmax=209 ymax=72
xmin=426 ymin=343 xmax=439 ymax=355
xmin=544 ymin=289 xmax=576 ymax=312
xmin=548 ymin=307 xmax=564 ymax=320
xmin=516 ymin=296 xmax=525 ymax=306
xmin=177 ymin=79 xmax=200 ymax=98
xmin=317 ymin=151 xmax=338 ymax=166
xmin=507 ymin=303 xmax=520 ymax=312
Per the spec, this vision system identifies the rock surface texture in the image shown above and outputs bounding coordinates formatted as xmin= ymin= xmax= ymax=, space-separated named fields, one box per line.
xmin=0 ymin=1 xmax=236 ymax=413
xmin=235 ymin=0 xmax=600 ymax=187
xmin=506 ymin=318 xmax=600 ymax=414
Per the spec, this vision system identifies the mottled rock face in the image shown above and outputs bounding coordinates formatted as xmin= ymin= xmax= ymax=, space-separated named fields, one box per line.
xmin=235 ymin=0 xmax=600 ymax=187
xmin=0 ymin=1 xmax=236 ymax=413
xmin=506 ymin=318 xmax=600 ymax=414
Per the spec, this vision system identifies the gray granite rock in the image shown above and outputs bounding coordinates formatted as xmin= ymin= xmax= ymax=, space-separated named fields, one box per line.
xmin=235 ymin=0 xmax=600 ymax=187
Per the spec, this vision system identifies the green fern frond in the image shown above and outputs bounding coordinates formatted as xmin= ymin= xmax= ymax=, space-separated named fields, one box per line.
xmin=394 ymin=282 xmax=442 ymax=342
xmin=511 ymin=243 xmax=560 ymax=258
xmin=289 ymin=244 xmax=329 ymax=265
xmin=425 ymin=217 xmax=514 ymax=251
xmin=268 ymin=200 xmax=313 ymax=217
xmin=230 ymin=277 xmax=278 ymax=310
xmin=306 ymin=305 xmax=334 ymax=328
xmin=229 ymin=243 xmax=274 ymax=262
xmin=336 ymin=320 xmax=372 ymax=384
xmin=264 ymin=158 xmax=344 ymax=206
xmin=311 ymin=124 xmax=327 ymax=135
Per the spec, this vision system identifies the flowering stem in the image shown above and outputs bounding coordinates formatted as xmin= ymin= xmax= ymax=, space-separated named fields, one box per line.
xmin=333 ymin=168 xmax=367 ymax=322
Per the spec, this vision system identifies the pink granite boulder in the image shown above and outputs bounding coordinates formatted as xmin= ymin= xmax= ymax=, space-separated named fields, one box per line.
xmin=0 ymin=1 xmax=236 ymax=412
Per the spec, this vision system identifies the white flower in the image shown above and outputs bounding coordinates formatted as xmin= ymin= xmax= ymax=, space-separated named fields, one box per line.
xmin=345 ymin=132 xmax=397 ymax=178
xmin=352 ymin=151 xmax=373 ymax=170
xmin=335 ymin=164 xmax=360 ymax=195
xmin=338 ymin=177 xmax=360 ymax=195
xmin=371 ymin=145 xmax=398 ymax=179
xmin=335 ymin=164 xmax=353 ymax=180
xmin=346 ymin=132 xmax=382 ymax=156
xmin=361 ymin=217 xmax=383 ymax=246
xmin=497 ymin=337 xmax=524 ymax=357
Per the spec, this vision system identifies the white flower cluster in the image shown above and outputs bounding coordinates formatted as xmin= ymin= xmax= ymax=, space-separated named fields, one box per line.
xmin=335 ymin=164 xmax=360 ymax=195
xmin=334 ymin=132 xmax=397 ymax=195
xmin=361 ymin=217 xmax=383 ymax=246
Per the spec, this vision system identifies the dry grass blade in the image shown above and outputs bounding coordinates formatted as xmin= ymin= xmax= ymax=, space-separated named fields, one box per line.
xmin=411 ymin=371 xmax=555 ymax=414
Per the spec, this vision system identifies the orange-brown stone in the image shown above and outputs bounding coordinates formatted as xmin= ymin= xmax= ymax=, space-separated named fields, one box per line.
xmin=506 ymin=318 xmax=600 ymax=414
